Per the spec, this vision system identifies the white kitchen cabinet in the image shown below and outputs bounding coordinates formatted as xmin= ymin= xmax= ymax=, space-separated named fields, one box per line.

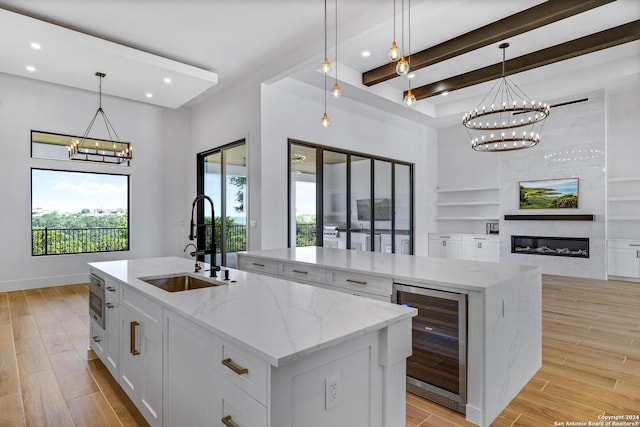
xmin=461 ymin=235 xmax=499 ymax=262
xmin=607 ymin=239 xmax=640 ymax=279
xmin=120 ymin=287 xmax=163 ymax=427
xmin=428 ymin=234 xmax=462 ymax=259
xmin=89 ymin=318 xmax=106 ymax=358
xmin=103 ymin=279 xmax=120 ymax=379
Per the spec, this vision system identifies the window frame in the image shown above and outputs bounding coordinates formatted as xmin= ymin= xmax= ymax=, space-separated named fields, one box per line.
xmin=30 ymin=167 xmax=131 ymax=256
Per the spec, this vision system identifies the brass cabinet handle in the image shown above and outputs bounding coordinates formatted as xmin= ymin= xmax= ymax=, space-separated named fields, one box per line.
xmin=252 ymin=262 xmax=265 ymax=267
xmin=292 ymin=269 xmax=308 ymax=274
xmin=106 ymin=286 xmax=116 ymax=292
xmin=106 ymin=303 xmax=114 ymax=308
xmin=130 ymin=321 xmax=140 ymax=356
xmin=221 ymin=415 xmax=236 ymax=427
xmin=346 ymin=278 xmax=367 ymax=285
xmin=92 ymin=335 xmax=101 ymax=343
xmin=221 ymin=358 xmax=248 ymax=375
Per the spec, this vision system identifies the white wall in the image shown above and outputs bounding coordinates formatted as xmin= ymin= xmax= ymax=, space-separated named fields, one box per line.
xmin=436 ymin=90 xmax=608 ymax=279
xmin=260 ymin=78 xmax=437 ymax=255
xmin=0 ymin=73 xmax=188 ymax=291
xmin=185 ymin=79 xmax=262 ymax=252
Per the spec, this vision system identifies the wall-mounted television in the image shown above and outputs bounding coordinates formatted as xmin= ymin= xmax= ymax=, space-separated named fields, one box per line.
xmin=357 ymin=198 xmax=392 ymax=221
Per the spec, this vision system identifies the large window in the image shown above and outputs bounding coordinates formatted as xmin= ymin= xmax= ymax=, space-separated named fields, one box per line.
xmin=31 ymin=169 xmax=129 ymax=256
xmin=197 ymin=140 xmax=247 ymax=268
xmin=288 ymin=140 xmax=414 ymax=254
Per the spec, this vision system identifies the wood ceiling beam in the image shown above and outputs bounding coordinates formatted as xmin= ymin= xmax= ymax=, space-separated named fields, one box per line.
xmin=362 ymin=0 xmax=616 ymax=86
xmin=408 ymin=20 xmax=640 ymax=101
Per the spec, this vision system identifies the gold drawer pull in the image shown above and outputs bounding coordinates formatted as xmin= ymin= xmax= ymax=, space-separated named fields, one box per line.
xmin=130 ymin=321 xmax=140 ymax=356
xmin=106 ymin=286 xmax=116 ymax=292
xmin=92 ymin=335 xmax=101 ymax=343
xmin=292 ymin=269 xmax=308 ymax=274
xmin=252 ymin=262 xmax=265 ymax=267
xmin=106 ymin=302 xmax=114 ymax=308
xmin=221 ymin=415 xmax=236 ymax=427
xmin=346 ymin=278 xmax=367 ymax=285
xmin=222 ymin=358 xmax=248 ymax=375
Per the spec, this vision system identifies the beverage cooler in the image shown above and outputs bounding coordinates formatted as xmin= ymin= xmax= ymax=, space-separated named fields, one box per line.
xmin=392 ymin=283 xmax=467 ymax=414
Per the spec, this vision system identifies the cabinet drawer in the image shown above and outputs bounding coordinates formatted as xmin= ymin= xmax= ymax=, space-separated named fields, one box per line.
xmin=326 ymin=269 xmax=392 ymax=297
xmin=238 ymin=256 xmax=279 ymax=275
xmin=122 ymin=287 xmax=162 ymax=323
xmin=89 ymin=318 xmax=106 ymax=357
xmin=215 ymin=372 xmax=267 ymax=427
xmin=213 ymin=337 xmax=268 ymax=405
xmin=104 ymin=279 xmax=120 ymax=304
xmin=279 ymin=262 xmax=326 ymax=284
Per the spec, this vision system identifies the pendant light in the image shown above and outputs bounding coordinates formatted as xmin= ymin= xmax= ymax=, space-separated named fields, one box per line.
xmin=331 ymin=0 xmax=341 ymax=98
xmin=321 ymin=0 xmax=331 ymax=127
xmin=321 ymin=0 xmax=331 ymax=74
xmin=395 ymin=0 xmax=409 ymax=76
xmin=462 ymin=43 xmax=550 ymax=152
xmin=68 ymin=72 xmax=132 ymax=164
xmin=403 ymin=0 xmax=415 ymax=107
xmin=388 ymin=0 xmax=400 ymax=62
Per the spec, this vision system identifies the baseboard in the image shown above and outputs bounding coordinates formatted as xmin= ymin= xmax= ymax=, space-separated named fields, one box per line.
xmin=465 ymin=403 xmax=483 ymax=427
xmin=0 ymin=273 xmax=88 ymax=292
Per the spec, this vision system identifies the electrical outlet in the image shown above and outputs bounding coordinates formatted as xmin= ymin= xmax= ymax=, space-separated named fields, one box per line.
xmin=325 ymin=372 xmax=341 ymax=410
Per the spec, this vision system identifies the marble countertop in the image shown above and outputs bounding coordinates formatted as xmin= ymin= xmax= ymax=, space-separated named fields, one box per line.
xmin=89 ymin=256 xmax=416 ymax=367
xmin=240 ymin=247 xmax=539 ymax=291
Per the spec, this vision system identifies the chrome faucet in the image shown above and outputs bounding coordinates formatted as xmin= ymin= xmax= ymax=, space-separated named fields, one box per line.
xmin=183 ymin=243 xmax=203 ymax=272
xmin=189 ymin=194 xmax=221 ymax=278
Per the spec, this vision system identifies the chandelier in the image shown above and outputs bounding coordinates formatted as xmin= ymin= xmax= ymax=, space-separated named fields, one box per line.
xmin=69 ymin=72 xmax=132 ymax=164
xmin=463 ymin=43 xmax=550 ymax=152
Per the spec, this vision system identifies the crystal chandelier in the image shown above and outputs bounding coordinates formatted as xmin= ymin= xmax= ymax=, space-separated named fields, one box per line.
xmin=69 ymin=72 xmax=132 ymax=163
xmin=463 ymin=43 xmax=550 ymax=152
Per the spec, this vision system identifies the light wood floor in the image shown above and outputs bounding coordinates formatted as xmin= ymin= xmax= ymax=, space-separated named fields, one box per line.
xmin=1 ymin=275 xmax=639 ymax=426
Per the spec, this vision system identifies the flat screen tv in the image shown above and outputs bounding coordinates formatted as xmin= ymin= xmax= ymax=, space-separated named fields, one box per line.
xmin=357 ymin=198 xmax=392 ymax=221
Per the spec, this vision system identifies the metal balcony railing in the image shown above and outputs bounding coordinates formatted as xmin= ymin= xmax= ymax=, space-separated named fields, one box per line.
xmin=32 ymin=227 xmax=129 ymax=256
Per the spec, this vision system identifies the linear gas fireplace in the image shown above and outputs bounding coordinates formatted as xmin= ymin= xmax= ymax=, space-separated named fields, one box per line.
xmin=511 ymin=235 xmax=589 ymax=258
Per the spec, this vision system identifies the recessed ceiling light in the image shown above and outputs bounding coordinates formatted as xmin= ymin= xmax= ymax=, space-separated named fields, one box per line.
xmin=441 ymin=91 xmax=449 ymax=96
xmin=145 ymin=93 xmax=153 ymax=98
xmin=26 ymin=65 xmax=36 ymax=72
xmin=361 ymin=51 xmax=371 ymax=57
xmin=163 ymin=77 xmax=172 ymax=84
xmin=407 ymin=73 xmax=415 ymax=79
xmin=30 ymin=42 xmax=41 ymax=50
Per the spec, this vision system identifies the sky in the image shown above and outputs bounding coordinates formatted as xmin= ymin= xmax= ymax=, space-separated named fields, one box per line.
xmin=31 ymin=169 xmax=128 ymax=213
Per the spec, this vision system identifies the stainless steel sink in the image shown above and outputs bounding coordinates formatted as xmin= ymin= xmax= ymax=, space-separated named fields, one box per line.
xmin=139 ymin=274 xmax=227 ymax=292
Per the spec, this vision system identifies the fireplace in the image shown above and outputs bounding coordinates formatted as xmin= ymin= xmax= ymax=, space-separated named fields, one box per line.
xmin=511 ymin=235 xmax=589 ymax=258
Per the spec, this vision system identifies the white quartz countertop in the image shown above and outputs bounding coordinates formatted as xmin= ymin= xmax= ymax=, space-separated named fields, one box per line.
xmin=89 ymin=257 xmax=415 ymax=367
xmin=240 ymin=247 xmax=540 ymax=291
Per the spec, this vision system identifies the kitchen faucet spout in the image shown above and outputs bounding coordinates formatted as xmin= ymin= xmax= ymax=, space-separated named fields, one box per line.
xmin=189 ymin=194 xmax=221 ymax=278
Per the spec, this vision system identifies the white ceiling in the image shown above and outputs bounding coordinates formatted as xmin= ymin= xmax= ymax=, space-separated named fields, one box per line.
xmin=0 ymin=0 xmax=638 ymax=124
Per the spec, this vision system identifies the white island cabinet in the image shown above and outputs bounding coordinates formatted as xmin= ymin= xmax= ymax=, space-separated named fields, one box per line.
xmin=238 ymin=247 xmax=542 ymax=427
xmin=89 ymin=257 xmax=415 ymax=427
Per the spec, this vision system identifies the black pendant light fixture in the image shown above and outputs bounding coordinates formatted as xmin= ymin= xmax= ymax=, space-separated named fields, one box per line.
xmin=68 ymin=72 xmax=132 ymax=163
xmin=463 ymin=43 xmax=550 ymax=152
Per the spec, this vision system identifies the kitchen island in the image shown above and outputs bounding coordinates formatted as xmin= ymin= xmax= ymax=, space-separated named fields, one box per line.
xmin=88 ymin=256 xmax=415 ymax=427
xmin=238 ymin=247 xmax=542 ymax=427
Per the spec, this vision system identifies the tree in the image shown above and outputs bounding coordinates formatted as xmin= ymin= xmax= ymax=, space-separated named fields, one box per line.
xmin=229 ymin=176 xmax=246 ymax=213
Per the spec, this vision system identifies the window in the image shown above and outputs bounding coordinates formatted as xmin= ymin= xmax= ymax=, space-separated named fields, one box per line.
xmin=288 ymin=140 xmax=414 ymax=254
xmin=31 ymin=169 xmax=129 ymax=256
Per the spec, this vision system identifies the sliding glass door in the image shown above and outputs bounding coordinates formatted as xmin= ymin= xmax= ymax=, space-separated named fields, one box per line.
xmin=289 ymin=140 xmax=413 ymax=254
xmin=197 ymin=140 xmax=247 ymax=268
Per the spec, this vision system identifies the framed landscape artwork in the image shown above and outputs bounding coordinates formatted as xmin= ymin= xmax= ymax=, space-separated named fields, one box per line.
xmin=519 ymin=178 xmax=579 ymax=209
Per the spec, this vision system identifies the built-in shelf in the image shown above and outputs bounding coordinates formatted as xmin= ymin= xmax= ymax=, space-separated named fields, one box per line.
xmin=608 ymin=216 xmax=640 ymax=221
xmin=435 ymin=187 xmax=499 ymax=193
xmin=504 ymin=214 xmax=595 ymax=221
xmin=608 ymin=177 xmax=640 ymax=183
xmin=436 ymin=201 xmax=500 ymax=206
xmin=608 ymin=196 xmax=640 ymax=202
xmin=436 ymin=217 xmax=500 ymax=221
